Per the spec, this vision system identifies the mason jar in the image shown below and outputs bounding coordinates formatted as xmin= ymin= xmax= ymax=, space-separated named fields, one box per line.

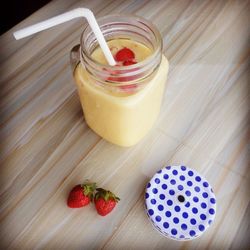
xmin=70 ymin=14 xmax=169 ymax=147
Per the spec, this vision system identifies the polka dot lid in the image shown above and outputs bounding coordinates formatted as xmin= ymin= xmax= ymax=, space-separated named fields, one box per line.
xmin=145 ymin=165 xmax=216 ymax=240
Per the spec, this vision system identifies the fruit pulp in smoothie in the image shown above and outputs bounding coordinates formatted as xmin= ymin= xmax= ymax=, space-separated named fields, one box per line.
xmin=74 ymin=39 xmax=169 ymax=147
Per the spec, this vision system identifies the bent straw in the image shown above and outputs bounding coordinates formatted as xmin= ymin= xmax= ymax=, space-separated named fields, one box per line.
xmin=13 ymin=8 xmax=116 ymax=66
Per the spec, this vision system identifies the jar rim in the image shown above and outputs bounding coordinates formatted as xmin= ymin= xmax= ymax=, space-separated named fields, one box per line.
xmin=80 ymin=14 xmax=162 ymax=72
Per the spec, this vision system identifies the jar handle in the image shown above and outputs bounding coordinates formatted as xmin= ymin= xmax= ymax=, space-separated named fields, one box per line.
xmin=70 ymin=44 xmax=81 ymax=73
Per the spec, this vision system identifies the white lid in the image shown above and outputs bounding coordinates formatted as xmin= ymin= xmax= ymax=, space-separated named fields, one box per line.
xmin=145 ymin=165 xmax=216 ymax=240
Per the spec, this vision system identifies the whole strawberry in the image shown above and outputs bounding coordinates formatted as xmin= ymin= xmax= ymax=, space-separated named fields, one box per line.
xmin=94 ymin=188 xmax=120 ymax=216
xmin=115 ymin=47 xmax=135 ymax=62
xmin=67 ymin=182 xmax=96 ymax=208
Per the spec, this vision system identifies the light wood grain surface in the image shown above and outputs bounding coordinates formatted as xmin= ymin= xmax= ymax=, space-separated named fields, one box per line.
xmin=0 ymin=0 xmax=249 ymax=249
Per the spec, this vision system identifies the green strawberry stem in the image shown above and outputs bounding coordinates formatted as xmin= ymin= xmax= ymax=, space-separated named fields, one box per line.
xmin=95 ymin=188 xmax=120 ymax=202
xmin=81 ymin=182 xmax=96 ymax=201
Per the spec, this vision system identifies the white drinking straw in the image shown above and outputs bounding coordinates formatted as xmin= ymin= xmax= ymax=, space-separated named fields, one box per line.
xmin=13 ymin=8 xmax=116 ymax=66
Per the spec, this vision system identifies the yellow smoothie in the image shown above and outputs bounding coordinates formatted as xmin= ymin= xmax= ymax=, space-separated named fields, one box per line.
xmin=74 ymin=39 xmax=169 ymax=147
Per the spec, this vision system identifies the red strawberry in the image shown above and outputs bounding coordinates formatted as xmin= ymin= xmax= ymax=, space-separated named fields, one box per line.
xmin=105 ymin=51 xmax=138 ymax=90
xmin=67 ymin=182 xmax=96 ymax=208
xmin=94 ymin=188 xmax=120 ymax=216
xmin=115 ymin=47 xmax=135 ymax=62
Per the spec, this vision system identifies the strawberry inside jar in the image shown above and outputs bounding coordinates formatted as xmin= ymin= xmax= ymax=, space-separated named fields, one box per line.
xmin=106 ymin=47 xmax=140 ymax=93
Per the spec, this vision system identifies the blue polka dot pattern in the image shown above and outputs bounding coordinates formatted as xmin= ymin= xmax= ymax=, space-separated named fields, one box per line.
xmin=145 ymin=165 xmax=216 ymax=241
xmin=199 ymin=225 xmax=205 ymax=231
xmin=163 ymin=174 xmax=169 ymax=179
xmin=169 ymin=190 xmax=175 ymax=195
xmin=159 ymin=194 xmax=165 ymax=200
xmin=202 ymin=192 xmax=208 ymax=198
xmin=195 ymin=176 xmax=201 ymax=182
xmin=189 ymin=230 xmax=196 ymax=236
xmin=180 ymin=175 xmax=185 ymax=181
xmin=203 ymin=182 xmax=209 ymax=187
xmin=173 ymin=217 xmax=179 ymax=224
xmin=173 ymin=170 xmax=178 ymax=175
xmin=158 ymin=205 xmax=164 ymax=211
xmin=174 ymin=206 xmax=181 ymax=212
xmin=163 ymin=222 xmax=169 ymax=228
xmin=210 ymin=198 xmax=216 ymax=204
xmin=171 ymin=229 xmax=177 ymax=235
xmin=151 ymin=199 xmax=156 ymax=205
xmin=156 ymin=216 xmax=162 ymax=222
xmin=165 ymin=211 xmax=171 ymax=217
xmin=152 ymin=188 xmax=158 ymax=194
xmin=209 ymin=208 xmax=215 ymax=215
xmin=181 ymin=166 xmax=186 ymax=171
xmin=192 ymin=207 xmax=198 ymax=214
xmin=193 ymin=196 xmax=199 ymax=202
xmin=201 ymin=202 xmax=207 ymax=209
xmin=148 ymin=209 xmax=154 ymax=216
xmin=167 ymin=200 xmax=173 ymax=206
xmin=182 ymin=212 xmax=188 ymax=218
xmin=155 ymin=178 xmax=160 ymax=184
xmin=190 ymin=218 xmax=196 ymax=225
xmin=170 ymin=179 xmax=176 ymax=185
xmin=200 ymin=214 xmax=206 ymax=220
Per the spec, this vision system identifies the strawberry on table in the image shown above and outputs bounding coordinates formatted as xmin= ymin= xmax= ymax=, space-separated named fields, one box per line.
xmin=67 ymin=182 xmax=96 ymax=208
xmin=94 ymin=188 xmax=120 ymax=216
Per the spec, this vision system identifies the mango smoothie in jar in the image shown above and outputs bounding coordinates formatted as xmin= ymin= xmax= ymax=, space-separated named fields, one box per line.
xmin=71 ymin=15 xmax=169 ymax=147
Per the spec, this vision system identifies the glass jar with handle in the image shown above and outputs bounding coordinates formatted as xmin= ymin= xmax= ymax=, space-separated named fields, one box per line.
xmin=71 ymin=15 xmax=169 ymax=147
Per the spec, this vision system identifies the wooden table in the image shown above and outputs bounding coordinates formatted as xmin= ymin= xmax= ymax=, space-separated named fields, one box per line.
xmin=0 ymin=0 xmax=249 ymax=249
